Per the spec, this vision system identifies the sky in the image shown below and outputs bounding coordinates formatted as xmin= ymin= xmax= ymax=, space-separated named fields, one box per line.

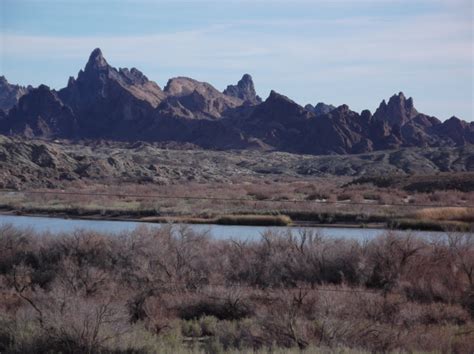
xmin=1 ymin=0 xmax=473 ymax=121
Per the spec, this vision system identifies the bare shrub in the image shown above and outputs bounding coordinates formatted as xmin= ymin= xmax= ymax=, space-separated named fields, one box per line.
xmin=0 ymin=225 xmax=473 ymax=353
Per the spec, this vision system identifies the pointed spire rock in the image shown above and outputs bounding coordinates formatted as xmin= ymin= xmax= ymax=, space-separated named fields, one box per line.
xmin=223 ymin=74 xmax=261 ymax=104
xmin=85 ymin=48 xmax=109 ymax=71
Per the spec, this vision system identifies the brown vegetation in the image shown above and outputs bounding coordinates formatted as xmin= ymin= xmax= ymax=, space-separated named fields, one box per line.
xmin=1 ymin=176 xmax=473 ymax=231
xmin=214 ymin=214 xmax=292 ymax=226
xmin=351 ymin=172 xmax=474 ymax=193
xmin=0 ymin=225 xmax=473 ymax=353
xmin=414 ymin=207 xmax=474 ymax=223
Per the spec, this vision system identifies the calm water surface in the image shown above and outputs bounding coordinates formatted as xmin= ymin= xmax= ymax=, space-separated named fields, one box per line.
xmin=0 ymin=214 xmax=456 ymax=241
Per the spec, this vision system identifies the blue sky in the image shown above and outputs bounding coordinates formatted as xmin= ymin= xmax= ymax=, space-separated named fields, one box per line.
xmin=1 ymin=0 xmax=473 ymax=121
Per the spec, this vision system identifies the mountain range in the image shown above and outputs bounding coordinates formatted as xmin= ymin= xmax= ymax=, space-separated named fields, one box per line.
xmin=0 ymin=48 xmax=472 ymax=155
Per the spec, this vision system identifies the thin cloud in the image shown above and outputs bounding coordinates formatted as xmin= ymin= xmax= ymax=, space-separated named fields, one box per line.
xmin=2 ymin=12 xmax=471 ymax=63
xmin=1 ymin=5 xmax=472 ymax=120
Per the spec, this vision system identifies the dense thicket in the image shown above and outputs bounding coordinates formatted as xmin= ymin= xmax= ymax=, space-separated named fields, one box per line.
xmin=0 ymin=225 xmax=472 ymax=353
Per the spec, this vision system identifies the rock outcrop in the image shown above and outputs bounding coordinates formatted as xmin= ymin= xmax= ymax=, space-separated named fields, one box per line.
xmin=223 ymin=74 xmax=262 ymax=105
xmin=305 ymin=102 xmax=336 ymax=115
xmin=373 ymin=92 xmax=419 ymax=126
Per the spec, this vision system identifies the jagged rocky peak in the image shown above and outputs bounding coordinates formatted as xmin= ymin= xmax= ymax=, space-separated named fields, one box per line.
xmin=74 ymin=48 xmax=112 ymax=86
xmin=336 ymin=104 xmax=351 ymax=113
xmin=314 ymin=102 xmax=336 ymax=115
xmin=223 ymin=74 xmax=261 ymax=104
xmin=0 ymin=76 xmax=32 ymax=111
xmin=60 ymin=48 xmax=165 ymax=109
xmin=2 ymin=48 xmax=472 ymax=153
xmin=305 ymin=102 xmax=336 ymax=115
xmin=85 ymin=48 xmax=109 ymax=71
xmin=374 ymin=91 xmax=419 ymax=126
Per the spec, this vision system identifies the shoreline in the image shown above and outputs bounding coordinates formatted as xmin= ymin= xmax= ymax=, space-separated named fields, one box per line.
xmin=1 ymin=208 xmax=470 ymax=232
xmin=0 ymin=209 xmax=386 ymax=229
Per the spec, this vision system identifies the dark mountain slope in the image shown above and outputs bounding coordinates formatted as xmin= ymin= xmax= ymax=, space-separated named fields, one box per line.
xmin=0 ymin=85 xmax=77 ymax=138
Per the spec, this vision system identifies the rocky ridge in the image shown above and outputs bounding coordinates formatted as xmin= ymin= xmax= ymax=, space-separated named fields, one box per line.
xmin=0 ymin=48 xmax=472 ymax=155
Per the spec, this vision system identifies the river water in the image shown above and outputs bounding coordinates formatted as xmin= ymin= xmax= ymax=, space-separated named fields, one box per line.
xmin=0 ymin=214 xmax=456 ymax=241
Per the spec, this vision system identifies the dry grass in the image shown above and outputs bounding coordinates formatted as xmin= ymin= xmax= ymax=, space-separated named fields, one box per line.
xmin=414 ymin=207 xmax=474 ymax=222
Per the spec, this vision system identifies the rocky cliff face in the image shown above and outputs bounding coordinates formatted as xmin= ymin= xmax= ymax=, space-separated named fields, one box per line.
xmin=0 ymin=48 xmax=472 ymax=154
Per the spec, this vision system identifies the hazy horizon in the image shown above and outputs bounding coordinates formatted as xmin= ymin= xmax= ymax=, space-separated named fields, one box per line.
xmin=1 ymin=0 xmax=473 ymax=121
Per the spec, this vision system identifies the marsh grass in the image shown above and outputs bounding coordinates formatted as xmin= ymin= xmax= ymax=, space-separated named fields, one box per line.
xmin=414 ymin=207 xmax=474 ymax=222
